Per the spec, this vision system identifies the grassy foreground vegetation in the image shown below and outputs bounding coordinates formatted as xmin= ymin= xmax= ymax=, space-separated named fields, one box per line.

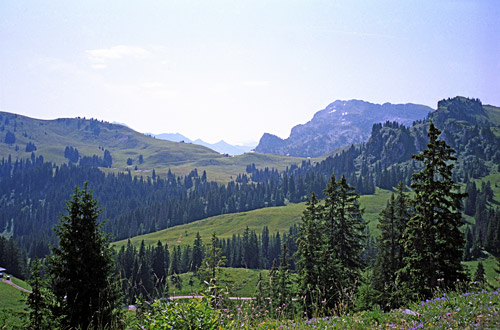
xmin=133 ymin=285 xmax=500 ymax=329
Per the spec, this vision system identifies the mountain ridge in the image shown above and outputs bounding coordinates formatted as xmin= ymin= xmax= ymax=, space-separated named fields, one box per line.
xmin=148 ymin=132 xmax=254 ymax=155
xmin=254 ymin=99 xmax=433 ymax=157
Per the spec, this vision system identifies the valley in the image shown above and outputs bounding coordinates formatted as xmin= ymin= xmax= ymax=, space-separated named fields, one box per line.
xmin=1 ymin=96 xmax=500 ymax=329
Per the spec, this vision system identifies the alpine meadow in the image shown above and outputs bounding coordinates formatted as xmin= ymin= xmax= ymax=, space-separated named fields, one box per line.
xmin=1 ymin=1 xmax=500 ymax=329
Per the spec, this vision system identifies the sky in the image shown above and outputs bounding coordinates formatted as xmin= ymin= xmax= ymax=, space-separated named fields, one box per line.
xmin=1 ymin=1 xmax=499 ymax=145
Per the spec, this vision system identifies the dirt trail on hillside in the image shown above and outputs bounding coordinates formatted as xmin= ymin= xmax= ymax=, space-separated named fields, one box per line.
xmin=0 ymin=278 xmax=31 ymax=293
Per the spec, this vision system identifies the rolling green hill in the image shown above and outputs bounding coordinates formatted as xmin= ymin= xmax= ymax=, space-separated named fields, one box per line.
xmin=112 ymin=188 xmax=393 ymax=249
xmin=0 ymin=111 xmax=306 ymax=182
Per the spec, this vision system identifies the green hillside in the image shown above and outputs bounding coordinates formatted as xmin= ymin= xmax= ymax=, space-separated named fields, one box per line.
xmin=113 ymin=188 xmax=393 ymax=249
xmin=0 ymin=277 xmax=30 ymax=328
xmin=0 ymin=111 xmax=306 ymax=182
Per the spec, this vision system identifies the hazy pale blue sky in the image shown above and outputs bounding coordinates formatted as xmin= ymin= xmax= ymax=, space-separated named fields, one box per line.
xmin=1 ymin=1 xmax=499 ymax=144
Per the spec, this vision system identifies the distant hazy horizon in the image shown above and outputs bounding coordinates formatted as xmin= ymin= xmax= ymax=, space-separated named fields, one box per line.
xmin=1 ymin=1 xmax=499 ymax=145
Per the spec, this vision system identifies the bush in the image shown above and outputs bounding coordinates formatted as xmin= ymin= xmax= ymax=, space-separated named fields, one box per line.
xmin=135 ymin=297 xmax=220 ymax=330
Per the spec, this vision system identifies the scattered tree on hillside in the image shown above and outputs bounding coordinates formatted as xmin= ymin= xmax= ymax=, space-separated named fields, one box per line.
xmin=4 ymin=131 xmax=15 ymax=144
xmin=474 ymin=261 xmax=486 ymax=287
xmin=191 ymin=232 xmax=204 ymax=272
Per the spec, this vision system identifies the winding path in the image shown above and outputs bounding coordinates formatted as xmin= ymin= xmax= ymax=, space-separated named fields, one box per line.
xmin=0 ymin=278 xmax=31 ymax=293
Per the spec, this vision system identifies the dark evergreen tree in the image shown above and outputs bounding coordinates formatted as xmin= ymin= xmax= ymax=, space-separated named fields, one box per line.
xmin=261 ymin=226 xmax=270 ymax=269
xmin=151 ymin=241 xmax=167 ymax=290
xmin=373 ymin=182 xmax=411 ymax=310
xmin=103 ymin=149 xmax=112 ymax=168
xmin=137 ymin=240 xmax=153 ymax=299
xmin=191 ymin=232 xmax=204 ymax=272
xmin=400 ymin=122 xmax=467 ymax=301
xmin=277 ymin=243 xmax=293 ymax=316
xmin=463 ymin=227 xmax=474 ymax=261
xmin=170 ymin=245 xmax=181 ymax=275
xmin=4 ymin=130 xmax=15 ymax=144
xmin=48 ymin=183 xmax=122 ymax=330
xmin=323 ymin=174 xmax=366 ymax=307
xmin=295 ymin=193 xmax=325 ymax=316
xmin=25 ymin=141 xmax=37 ymax=152
xmin=27 ymin=258 xmax=57 ymax=330
xmin=464 ymin=181 xmax=477 ymax=216
xmin=474 ymin=261 xmax=486 ymax=287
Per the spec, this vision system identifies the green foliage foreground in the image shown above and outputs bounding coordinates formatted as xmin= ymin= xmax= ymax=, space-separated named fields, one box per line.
xmin=132 ymin=287 xmax=500 ymax=329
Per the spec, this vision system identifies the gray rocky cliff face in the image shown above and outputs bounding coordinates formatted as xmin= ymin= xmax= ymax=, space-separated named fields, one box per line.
xmin=255 ymin=100 xmax=432 ymax=157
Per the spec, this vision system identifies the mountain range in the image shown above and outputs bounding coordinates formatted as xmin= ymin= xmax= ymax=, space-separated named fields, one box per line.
xmin=254 ymin=100 xmax=433 ymax=157
xmin=150 ymin=133 xmax=254 ymax=155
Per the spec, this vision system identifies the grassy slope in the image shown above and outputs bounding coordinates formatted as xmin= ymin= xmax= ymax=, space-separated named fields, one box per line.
xmin=463 ymin=256 xmax=500 ymax=288
xmin=113 ymin=188 xmax=393 ymax=249
xmin=0 ymin=278 xmax=29 ymax=328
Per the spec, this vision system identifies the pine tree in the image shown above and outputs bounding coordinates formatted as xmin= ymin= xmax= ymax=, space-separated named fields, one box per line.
xmin=170 ymin=245 xmax=181 ymax=275
xmin=27 ymin=258 xmax=57 ymax=330
xmin=401 ymin=122 xmax=467 ymax=301
xmin=474 ymin=261 xmax=486 ymax=287
xmin=277 ymin=243 xmax=293 ymax=315
xmin=266 ymin=259 xmax=280 ymax=316
xmin=323 ymin=174 xmax=366 ymax=306
xmin=48 ymin=183 xmax=122 ymax=330
xmin=296 ymin=174 xmax=366 ymax=315
xmin=373 ymin=182 xmax=411 ymax=310
xmin=137 ymin=240 xmax=153 ymax=300
xmin=191 ymin=232 xmax=204 ymax=272
xmin=151 ymin=240 xmax=167 ymax=294
xmin=197 ymin=233 xmax=226 ymax=305
xmin=295 ymin=192 xmax=325 ymax=316
xmin=198 ymin=233 xmax=226 ymax=285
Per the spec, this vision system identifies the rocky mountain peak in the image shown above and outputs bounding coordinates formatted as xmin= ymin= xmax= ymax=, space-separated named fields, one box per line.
xmin=255 ymin=100 xmax=432 ymax=157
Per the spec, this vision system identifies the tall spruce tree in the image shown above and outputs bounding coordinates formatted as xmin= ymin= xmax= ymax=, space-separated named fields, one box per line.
xmin=198 ymin=233 xmax=226 ymax=287
xmin=48 ymin=183 xmax=122 ymax=330
xmin=191 ymin=232 xmax=204 ymax=272
xmin=323 ymin=174 xmax=366 ymax=307
xmin=296 ymin=174 xmax=365 ymax=314
xmin=295 ymin=193 xmax=325 ymax=316
xmin=277 ymin=243 xmax=293 ymax=315
xmin=373 ymin=182 xmax=411 ymax=310
xmin=400 ymin=122 xmax=467 ymax=301
xmin=27 ymin=258 xmax=57 ymax=330
xmin=137 ymin=240 xmax=153 ymax=299
xmin=151 ymin=240 xmax=167 ymax=294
